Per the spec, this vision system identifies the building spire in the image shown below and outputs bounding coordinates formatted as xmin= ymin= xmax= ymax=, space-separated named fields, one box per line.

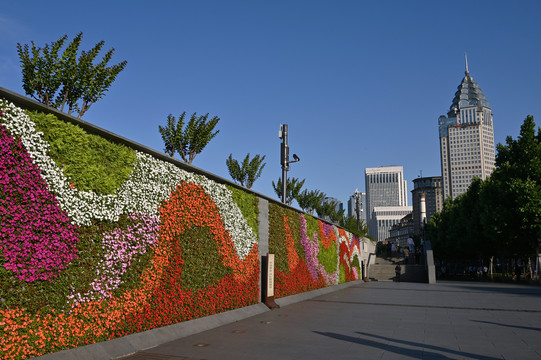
xmin=465 ymin=52 xmax=469 ymax=75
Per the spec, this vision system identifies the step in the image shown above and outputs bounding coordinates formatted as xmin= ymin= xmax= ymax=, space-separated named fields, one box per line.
xmin=369 ymin=264 xmax=427 ymax=283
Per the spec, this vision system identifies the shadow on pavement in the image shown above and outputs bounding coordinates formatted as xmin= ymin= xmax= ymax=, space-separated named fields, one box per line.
xmin=313 ymin=330 xmax=502 ymax=360
xmin=471 ymin=319 xmax=541 ymax=332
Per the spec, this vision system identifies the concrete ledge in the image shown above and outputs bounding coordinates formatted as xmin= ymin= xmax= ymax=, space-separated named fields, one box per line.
xmin=33 ymin=303 xmax=270 ymax=360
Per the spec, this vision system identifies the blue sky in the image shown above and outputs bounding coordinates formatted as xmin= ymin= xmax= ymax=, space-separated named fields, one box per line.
xmin=1 ymin=1 xmax=541 ymax=210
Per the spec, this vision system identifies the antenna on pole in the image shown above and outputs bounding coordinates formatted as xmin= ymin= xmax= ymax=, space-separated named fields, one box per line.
xmin=465 ymin=52 xmax=469 ymax=75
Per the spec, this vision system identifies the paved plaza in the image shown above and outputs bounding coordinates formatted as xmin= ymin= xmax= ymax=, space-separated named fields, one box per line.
xmin=117 ymin=281 xmax=541 ymax=360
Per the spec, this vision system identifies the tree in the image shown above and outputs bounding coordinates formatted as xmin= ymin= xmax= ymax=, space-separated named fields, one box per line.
xmin=17 ymin=32 xmax=127 ymax=118
xmin=158 ymin=112 xmax=220 ymax=164
xmin=340 ymin=215 xmax=369 ymax=238
xmin=316 ymin=200 xmax=344 ymax=224
xmin=272 ymin=177 xmax=305 ymax=205
xmin=296 ymin=189 xmax=326 ymax=215
xmin=225 ymin=153 xmax=266 ymax=189
xmin=480 ymin=115 xmax=541 ymax=258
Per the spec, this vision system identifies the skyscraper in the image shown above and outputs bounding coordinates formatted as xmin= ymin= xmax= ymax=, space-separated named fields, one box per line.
xmin=438 ymin=56 xmax=496 ymax=200
xmin=365 ymin=166 xmax=411 ymax=242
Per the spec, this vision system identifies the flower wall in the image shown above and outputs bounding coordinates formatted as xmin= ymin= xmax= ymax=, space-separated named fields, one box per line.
xmin=0 ymin=99 xmax=259 ymax=359
xmin=268 ymin=203 xmax=363 ymax=298
xmin=0 ymin=95 xmax=368 ymax=360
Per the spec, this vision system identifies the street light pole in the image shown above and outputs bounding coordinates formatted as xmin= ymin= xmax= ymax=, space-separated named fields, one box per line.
xmin=280 ymin=124 xmax=289 ymax=204
xmin=279 ymin=124 xmax=299 ymax=204
xmin=355 ymin=189 xmax=362 ymax=230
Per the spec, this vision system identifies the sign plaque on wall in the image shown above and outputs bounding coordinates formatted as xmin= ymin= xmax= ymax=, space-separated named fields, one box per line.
xmin=264 ymin=253 xmax=279 ymax=309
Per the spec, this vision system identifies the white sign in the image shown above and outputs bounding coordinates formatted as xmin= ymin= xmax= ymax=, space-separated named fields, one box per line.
xmin=267 ymin=253 xmax=275 ymax=298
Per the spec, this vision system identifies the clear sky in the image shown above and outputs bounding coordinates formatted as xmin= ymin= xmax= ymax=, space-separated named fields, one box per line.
xmin=1 ymin=1 xmax=540 ymax=211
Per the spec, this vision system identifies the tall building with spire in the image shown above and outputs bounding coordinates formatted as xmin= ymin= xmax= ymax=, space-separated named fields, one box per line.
xmin=438 ymin=56 xmax=496 ymax=200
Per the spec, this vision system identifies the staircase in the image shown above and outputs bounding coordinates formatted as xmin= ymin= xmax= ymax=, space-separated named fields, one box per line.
xmin=369 ymin=255 xmax=428 ymax=283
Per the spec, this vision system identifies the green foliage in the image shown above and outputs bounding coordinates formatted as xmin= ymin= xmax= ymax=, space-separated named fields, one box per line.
xmin=351 ymin=254 xmax=360 ymax=272
xmin=158 ymin=112 xmax=220 ymax=164
xmin=339 ymin=264 xmax=347 ymax=284
xmin=318 ymin=241 xmax=338 ymax=274
xmin=17 ymin=32 xmax=127 ymax=118
xmin=226 ymin=153 xmax=266 ymax=189
xmin=268 ymin=203 xmax=288 ymax=273
xmin=305 ymin=214 xmax=319 ymax=240
xmin=272 ymin=177 xmax=305 ymax=205
xmin=268 ymin=203 xmax=304 ymax=273
xmin=296 ymin=189 xmax=326 ymax=215
xmin=227 ymin=185 xmax=259 ymax=237
xmin=481 ymin=115 xmax=541 ymax=257
xmin=177 ymin=227 xmax=232 ymax=291
xmin=316 ymin=200 xmax=345 ymax=224
xmin=340 ymin=215 xmax=368 ymax=238
xmin=28 ymin=110 xmax=136 ymax=194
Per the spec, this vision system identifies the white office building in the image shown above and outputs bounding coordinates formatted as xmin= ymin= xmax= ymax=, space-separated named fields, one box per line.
xmin=365 ymin=166 xmax=410 ymax=241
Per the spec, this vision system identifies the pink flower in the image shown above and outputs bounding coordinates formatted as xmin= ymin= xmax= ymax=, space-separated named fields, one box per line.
xmin=0 ymin=125 xmax=79 ymax=282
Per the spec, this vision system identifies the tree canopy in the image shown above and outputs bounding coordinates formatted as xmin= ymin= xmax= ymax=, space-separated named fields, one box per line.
xmin=17 ymin=32 xmax=127 ymax=119
xmin=296 ymin=189 xmax=326 ymax=215
xmin=226 ymin=153 xmax=266 ymax=189
xmin=158 ymin=112 xmax=220 ymax=164
xmin=272 ymin=177 xmax=305 ymax=205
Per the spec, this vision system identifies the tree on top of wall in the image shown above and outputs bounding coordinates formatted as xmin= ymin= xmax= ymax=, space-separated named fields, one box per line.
xmin=17 ymin=32 xmax=127 ymax=119
xmin=296 ymin=189 xmax=326 ymax=215
xmin=226 ymin=153 xmax=266 ymax=189
xmin=158 ymin=112 xmax=220 ymax=164
xmin=272 ymin=177 xmax=305 ymax=206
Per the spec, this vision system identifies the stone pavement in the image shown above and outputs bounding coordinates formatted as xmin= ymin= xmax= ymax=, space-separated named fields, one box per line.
xmin=117 ymin=281 xmax=541 ymax=360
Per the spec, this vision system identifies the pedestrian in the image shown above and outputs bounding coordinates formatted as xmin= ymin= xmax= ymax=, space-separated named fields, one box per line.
xmin=395 ymin=263 xmax=401 ymax=282
xmin=407 ymin=236 xmax=415 ymax=253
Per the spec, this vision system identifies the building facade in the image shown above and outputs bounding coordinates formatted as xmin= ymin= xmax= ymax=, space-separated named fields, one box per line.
xmin=371 ymin=206 xmax=413 ymax=243
xmin=365 ymin=166 xmax=409 ymax=241
xmin=438 ymin=58 xmax=496 ymax=200
xmin=411 ymin=176 xmax=443 ymax=235
xmin=388 ymin=213 xmax=414 ymax=248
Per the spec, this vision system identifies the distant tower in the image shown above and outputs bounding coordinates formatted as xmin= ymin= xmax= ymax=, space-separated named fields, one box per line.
xmin=365 ymin=166 xmax=411 ymax=242
xmin=438 ymin=54 xmax=496 ymax=200
xmin=411 ymin=176 xmax=443 ymax=235
xmin=348 ymin=190 xmax=367 ymax=222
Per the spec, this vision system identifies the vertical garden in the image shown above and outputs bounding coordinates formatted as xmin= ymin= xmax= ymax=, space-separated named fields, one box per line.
xmin=0 ymin=95 xmax=370 ymax=360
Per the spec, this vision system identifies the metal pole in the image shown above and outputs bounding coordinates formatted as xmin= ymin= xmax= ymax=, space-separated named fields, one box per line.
xmin=355 ymin=190 xmax=360 ymax=230
xmin=280 ymin=124 xmax=289 ymax=204
xmin=282 ymin=166 xmax=287 ymax=203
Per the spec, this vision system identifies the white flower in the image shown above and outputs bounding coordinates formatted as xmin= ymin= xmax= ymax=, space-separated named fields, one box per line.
xmin=0 ymin=98 xmax=257 ymax=259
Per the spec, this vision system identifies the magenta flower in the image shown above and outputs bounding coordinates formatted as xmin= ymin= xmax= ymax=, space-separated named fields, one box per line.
xmin=0 ymin=125 xmax=79 ymax=282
